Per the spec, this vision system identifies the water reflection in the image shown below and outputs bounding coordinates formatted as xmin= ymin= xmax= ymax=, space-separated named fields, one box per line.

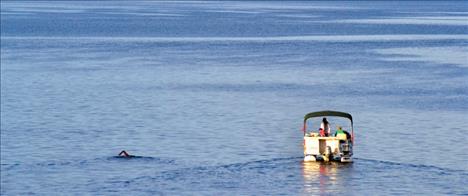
xmin=301 ymin=161 xmax=352 ymax=195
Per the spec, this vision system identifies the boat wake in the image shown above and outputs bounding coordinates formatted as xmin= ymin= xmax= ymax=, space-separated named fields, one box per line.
xmin=354 ymin=157 xmax=468 ymax=175
xmin=1 ymin=156 xmax=174 ymax=171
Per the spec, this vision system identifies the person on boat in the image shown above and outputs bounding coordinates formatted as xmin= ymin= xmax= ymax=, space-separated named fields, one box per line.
xmin=335 ymin=126 xmax=344 ymax=135
xmin=320 ymin=118 xmax=331 ymax=136
xmin=335 ymin=126 xmax=350 ymax=139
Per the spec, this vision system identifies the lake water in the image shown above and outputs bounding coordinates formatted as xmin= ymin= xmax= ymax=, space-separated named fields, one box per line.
xmin=1 ymin=1 xmax=467 ymax=195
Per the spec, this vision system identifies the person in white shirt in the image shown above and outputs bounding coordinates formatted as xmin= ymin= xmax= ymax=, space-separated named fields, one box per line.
xmin=320 ymin=117 xmax=331 ymax=136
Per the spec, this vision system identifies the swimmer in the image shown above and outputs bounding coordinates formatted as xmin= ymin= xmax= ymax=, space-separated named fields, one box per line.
xmin=118 ymin=150 xmax=135 ymax=158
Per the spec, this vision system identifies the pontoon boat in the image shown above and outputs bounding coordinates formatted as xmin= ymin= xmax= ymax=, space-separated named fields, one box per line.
xmin=302 ymin=111 xmax=354 ymax=162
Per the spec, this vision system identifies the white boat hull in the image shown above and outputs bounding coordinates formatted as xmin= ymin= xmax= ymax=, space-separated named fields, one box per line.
xmin=303 ymin=136 xmax=353 ymax=163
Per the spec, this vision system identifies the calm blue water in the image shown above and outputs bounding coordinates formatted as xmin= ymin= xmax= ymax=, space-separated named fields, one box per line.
xmin=1 ymin=1 xmax=468 ymax=195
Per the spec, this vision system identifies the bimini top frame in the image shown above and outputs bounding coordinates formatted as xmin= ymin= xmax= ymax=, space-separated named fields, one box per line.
xmin=302 ymin=110 xmax=354 ymax=142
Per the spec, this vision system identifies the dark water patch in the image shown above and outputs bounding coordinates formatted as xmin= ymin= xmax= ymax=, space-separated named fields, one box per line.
xmin=106 ymin=155 xmax=175 ymax=164
xmin=0 ymin=163 xmax=21 ymax=171
xmin=110 ymin=155 xmax=156 ymax=160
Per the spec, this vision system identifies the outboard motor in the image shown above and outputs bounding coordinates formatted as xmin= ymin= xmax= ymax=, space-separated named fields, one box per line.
xmin=340 ymin=141 xmax=352 ymax=156
xmin=340 ymin=141 xmax=353 ymax=162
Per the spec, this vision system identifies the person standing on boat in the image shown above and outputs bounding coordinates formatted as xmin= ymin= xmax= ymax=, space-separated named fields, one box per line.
xmin=335 ymin=126 xmax=351 ymax=139
xmin=320 ymin=118 xmax=331 ymax=136
xmin=335 ymin=126 xmax=346 ymax=139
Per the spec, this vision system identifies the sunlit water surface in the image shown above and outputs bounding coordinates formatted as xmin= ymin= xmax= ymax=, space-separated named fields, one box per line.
xmin=1 ymin=1 xmax=467 ymax=195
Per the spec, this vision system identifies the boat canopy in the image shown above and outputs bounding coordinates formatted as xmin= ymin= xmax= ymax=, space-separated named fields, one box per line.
xmin=302 ymin=110 xmax=354 ymax=143
xmin=303 ymin=110 xmax=353 ymax=127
